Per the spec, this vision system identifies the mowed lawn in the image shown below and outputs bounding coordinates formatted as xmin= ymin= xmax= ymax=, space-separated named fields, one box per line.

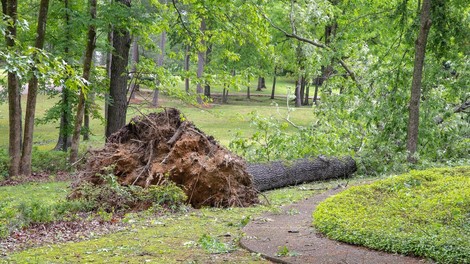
xmin=0 ymin=78 xmax=316 ymax=150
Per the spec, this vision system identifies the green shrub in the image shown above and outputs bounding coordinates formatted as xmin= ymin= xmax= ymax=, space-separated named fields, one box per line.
xmin=313 ymin=166 xmax=470 ymax=263
xmin=72 ymin=166 xmax=187 ymax=213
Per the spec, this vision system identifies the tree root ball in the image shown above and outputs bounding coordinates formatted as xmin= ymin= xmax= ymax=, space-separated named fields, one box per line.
xmin=72 ymin=108 xmax=259 ymax=208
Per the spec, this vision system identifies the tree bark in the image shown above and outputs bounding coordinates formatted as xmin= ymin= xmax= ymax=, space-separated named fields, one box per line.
xmin=106 ymin=0 xmax=131 ymax=138
xmin=256 ymin=76 xmax=266 ymax=91
xmin=70 ymin=0 xmax=96 ymax=163
xmin=406 ymin=0 xmax=432 ymax=163
xmin=184 ymin=45 xmax=190 ymax=93
xmin=299 ymin=75 xmax=306 ymax=104
xmin=248 ymin=156 xmax=357 ymax=192
xmin=153 ymin=29 xmax=166 ymax=107
xmin=247 ymin=75 xmax=251 ymax=99
xmin=5 ymin=0 xmax=21 ymax=177
xmin=270 ymin=67 xmax=277 ymax=99
xmin=129 ymin=36 xmax=139 ymax=100
xmin=196 ymin=18 xmax=206 ymax=104
xmin=295 ymin=77 xmax=301 ymax=107
xmin=304 ymin=79 xmax=310 ymax=105
xmin=54 ymin=0 xmax=73 ymax=151
xmin=204 ymin=44 xmax=212 ymax=97
xmin=20 ymin=0 xmax=50 ymax=176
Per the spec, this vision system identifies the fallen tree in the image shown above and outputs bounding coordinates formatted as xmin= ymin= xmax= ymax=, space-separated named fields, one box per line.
xmin=248 ymin=156 xmax=357 ymax=192
xmin=71 ymin=108 xmax=356 ymax=209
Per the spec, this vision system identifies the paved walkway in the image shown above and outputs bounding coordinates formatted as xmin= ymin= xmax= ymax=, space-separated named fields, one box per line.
xmin=240 ymin=188 xmax=431 ymax=264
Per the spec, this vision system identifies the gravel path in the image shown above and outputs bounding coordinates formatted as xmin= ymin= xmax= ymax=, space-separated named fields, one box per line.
xmin=240 ymin=187 xmax=432 ymax=264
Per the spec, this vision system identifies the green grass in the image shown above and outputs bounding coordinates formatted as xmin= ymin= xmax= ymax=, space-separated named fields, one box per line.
xmin=2 ymin=179 xmax=353 ymax=263
xmin=0 ymin=182 xmax=72 ymax=237
xmin=313 ymin=166 xmax=470 ymax=263
xmin=0 ymin=84 xmax=315 ymax=150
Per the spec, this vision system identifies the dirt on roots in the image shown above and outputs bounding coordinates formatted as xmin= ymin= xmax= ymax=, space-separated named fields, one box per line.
xmin=72 ymin=108 xmax=259 ymax=208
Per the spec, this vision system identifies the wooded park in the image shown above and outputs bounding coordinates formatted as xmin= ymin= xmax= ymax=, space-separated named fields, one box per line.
xmin=0 ymin=0 xmax=469 ymax=263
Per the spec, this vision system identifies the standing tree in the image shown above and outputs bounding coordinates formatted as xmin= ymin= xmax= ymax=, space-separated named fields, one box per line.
xmin=106 ymin=0 xmax=131 ymax=138
xmin=20 ymin=0 xmax=50 ymax=176
xmin=3 ymin=0 xmax=21 ymax=177
xmin=406 ymin=0 xmax=432 ymax=163
xmin=70 ymin=0 xmax=97 ymax=163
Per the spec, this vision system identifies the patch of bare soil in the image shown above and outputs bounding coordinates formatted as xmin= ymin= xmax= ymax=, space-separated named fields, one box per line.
xmin=0 ymin=215 xmax=127 ymax=256
xmin=72 ymin=108 xmax=259 ymax=208
xmin=240 ymin=187 xmax=432 ymax=264
xmin=0 ymin=171 xmax=73 ymax=187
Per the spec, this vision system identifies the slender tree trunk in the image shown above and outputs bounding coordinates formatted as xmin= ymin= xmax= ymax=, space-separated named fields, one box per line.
xmin=20 ymin=0 xmax=49 ymax=176
xmin=247 ymin=75 xmax=251 ymax=99
xmin=204 ymin=44 xmax=212 ymax=97
xmin=106 ymin=0 xmax=131 ymax=138
xmin=196 ymin=18 xmax=206 ymax=104
xmin=184 ymin=45 xmax=190 ymax=93
xmin=304 ymin=80 xmax=310 ymax=105
xmin=295 ymin=76 xmax=301 ymax=107
xmin=5 ymin=0 xmax=21 ymax=177
xmin=129 ymin=36 xmax=139 ymax=100
xmin=54 ymin=0 xmax=73 ymax=151
xmin=299 ymin=75 xmax=306 ymax=104
xmin=105 ymin=26 xmax=113 ymax=119
xmin=83 ymin=92 xmax=93 ymax=140
xmin=70 ymin=0 xmax=96 ymax=163
xmin=270 ymin=66 xmax=277 ymax=99
xmin=256 ymin=76 xmax=263 ymax=91
xmin=153 ymin=29 xmax=166 ymax=107
xmin=313 ymin=79 xmax=319 ymax=105
xmin=406 ymin=0 xmax=432 ymax=163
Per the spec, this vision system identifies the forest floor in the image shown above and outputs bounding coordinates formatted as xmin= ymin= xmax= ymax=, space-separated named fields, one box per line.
xmin=240 ymin=187 xmax=432 ymax=264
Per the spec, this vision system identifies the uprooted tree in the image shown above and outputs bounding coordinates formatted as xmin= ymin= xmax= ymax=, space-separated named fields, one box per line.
xmin=71 ymin=108 xmax=356 ymax=208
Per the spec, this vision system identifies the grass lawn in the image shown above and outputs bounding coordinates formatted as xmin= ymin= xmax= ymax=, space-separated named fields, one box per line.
xmin=313 ymin=166 xmax=470 ymax=263
xmin=0 ymin=77 xmax=315 ymax=150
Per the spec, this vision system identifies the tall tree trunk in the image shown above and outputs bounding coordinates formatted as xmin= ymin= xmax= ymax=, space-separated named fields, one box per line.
xmin=196 ymin=18 xmax=206 ymax=104
xmin=70 ymin=0 xmax=96 ymax=163
xmin=406 ymin=0 xmax=432 ymax=163
xmin=304 ymin=80 xmax=310 ymax=105
xmin=83 ymin=92 xmax=93 ymax=141
xmin=105 ymin=25 xmax=113 ymax=119
xmin=256 ymin=76 xmax=265 ymax=91
xmin=295 ymin=76 xmax=301 ymax=107
xmin=247 ymin=75 xmax=251 ymax=99
xmin=106 ymin=0 xmax=131 ymax=138
xmin=184 ymin=45 xmax=190 ymax=93
xmin=54 ymin=0 xmax=73 ymax=151
xmin=153 ymin=29 xmax=166 ymax=107
xmin=299 ymin=75 xmax=306 ymax=104
xmin=204 ymin=44 xmax=212 ymax=97
xmin=20 ymin=0 xmax=50 ymax=176
xmin=313 ymin=79 xmax=319 ymax=105
xmin=5 ymin=0 xmax=21 ymax=177
xmin=129 ymin=36 xmax=139 ymax=100
xmin=270 ymin=66 xmax=277 ymax=99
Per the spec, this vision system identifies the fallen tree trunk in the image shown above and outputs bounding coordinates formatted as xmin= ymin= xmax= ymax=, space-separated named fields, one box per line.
xmin=248 ymin=156 xmax=357 ymax=192
xmin=71 ymin=108 xmax=357 ymax=210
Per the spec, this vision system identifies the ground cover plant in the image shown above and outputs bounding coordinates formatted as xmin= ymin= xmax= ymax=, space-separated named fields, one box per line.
xmin=0 ymin=182 xmax=84 ymax=238
xmin=313 ymin=166 xmax=470 ymax=263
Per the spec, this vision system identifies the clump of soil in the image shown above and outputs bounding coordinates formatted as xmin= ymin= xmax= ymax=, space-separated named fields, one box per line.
xmin=72 ymin=108 xmax=259 ymax=208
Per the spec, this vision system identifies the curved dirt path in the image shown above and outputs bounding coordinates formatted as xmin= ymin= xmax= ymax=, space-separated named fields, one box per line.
xmin=240 ymin=187 xmax=432 ymax=264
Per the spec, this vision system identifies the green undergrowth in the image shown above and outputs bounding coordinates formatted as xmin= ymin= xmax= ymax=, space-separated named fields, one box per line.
xmin=313 ymin=166 xmax=470 ymax=263
xmin=0 ymin=182 xmax=87 ymax=238
xmin=2 ymin=179 xmax=355 ymax=263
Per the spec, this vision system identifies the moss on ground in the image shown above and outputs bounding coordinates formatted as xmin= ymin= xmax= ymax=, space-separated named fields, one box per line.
xmin=313 ymin=166 xmax=470 ymax=263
